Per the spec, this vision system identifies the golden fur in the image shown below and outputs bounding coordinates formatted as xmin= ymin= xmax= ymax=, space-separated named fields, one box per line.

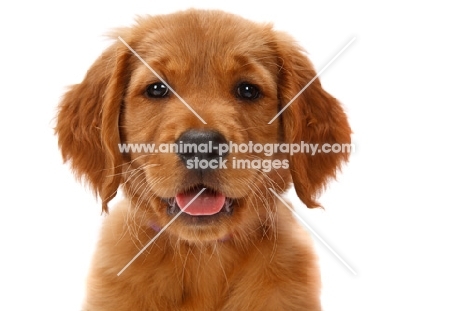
xmin=56 ymin=9 xmax=351 ymax=310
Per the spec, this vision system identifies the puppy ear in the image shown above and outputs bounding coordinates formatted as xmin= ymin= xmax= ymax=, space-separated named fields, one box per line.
xmin=56 ymin=42 xmax=130 ymax=212
xmin=276 ymin=35 xmax=352 ymax=208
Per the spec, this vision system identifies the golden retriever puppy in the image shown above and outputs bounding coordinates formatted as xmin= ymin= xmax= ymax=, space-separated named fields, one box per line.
xmin=56 ymin=9 xmax=351 ymax=310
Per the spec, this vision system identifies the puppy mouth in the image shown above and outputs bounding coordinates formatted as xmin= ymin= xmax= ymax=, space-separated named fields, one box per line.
xmin=163 ymin=185 xmax=234 ymax=217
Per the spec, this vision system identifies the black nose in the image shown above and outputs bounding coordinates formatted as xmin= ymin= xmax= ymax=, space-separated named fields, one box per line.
xmin=176 ymin=130 xmax=228 ymax=169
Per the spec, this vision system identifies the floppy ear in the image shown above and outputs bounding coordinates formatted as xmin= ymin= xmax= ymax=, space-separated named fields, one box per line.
xmin=276 ymin=35 xmax=352 ymax=208
xmin=56 ymin=42 xmax=130 ymax=212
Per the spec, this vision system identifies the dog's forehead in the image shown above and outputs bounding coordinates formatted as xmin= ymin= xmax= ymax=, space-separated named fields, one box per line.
xmin=131 ymin=12 xmax=276 ymax=66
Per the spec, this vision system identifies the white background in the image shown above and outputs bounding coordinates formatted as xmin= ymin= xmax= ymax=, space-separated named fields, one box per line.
xmin=1 ymin=1 xmax=467 ymax=310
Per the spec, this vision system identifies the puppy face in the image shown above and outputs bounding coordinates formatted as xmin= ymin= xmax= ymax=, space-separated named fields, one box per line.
xmin=56 ymin=10 xmax=351 ymax=242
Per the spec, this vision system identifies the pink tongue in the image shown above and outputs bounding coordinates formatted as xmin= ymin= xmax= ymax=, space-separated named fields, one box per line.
xmin=176 ymin=190 xmax=226 ymax=216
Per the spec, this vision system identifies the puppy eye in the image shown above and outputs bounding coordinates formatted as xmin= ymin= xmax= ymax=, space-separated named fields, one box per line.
xmin=236 ymin=83 xmax=261 ymax=100
xmin=146 ymin=82 xmax=169 ymax=98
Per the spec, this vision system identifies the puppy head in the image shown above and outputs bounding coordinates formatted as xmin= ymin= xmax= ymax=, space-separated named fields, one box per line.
xmin=56 ymin=10 xmax=351 ymax=241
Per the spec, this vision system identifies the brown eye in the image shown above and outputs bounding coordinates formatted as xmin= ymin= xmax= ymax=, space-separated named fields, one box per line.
xmin=146 ymin=82 xmax=169 ymax=98
xmin=236 ymin=83 xmax=260 ymax=100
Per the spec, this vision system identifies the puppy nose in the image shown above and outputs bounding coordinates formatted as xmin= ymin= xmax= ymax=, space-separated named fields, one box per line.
xmin=176 ymin=130 xmax=228 ymax=166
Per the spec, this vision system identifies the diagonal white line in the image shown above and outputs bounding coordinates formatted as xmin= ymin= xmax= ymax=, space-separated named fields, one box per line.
xmin=269 ymin=188 xmax=357 ymax=275
xmin=268 ymin=37 xmax=356 ymax=124
xmin=118 ymin=36 xmax=207 ymax=124
xmin=117 ymin=188 xmax=206 ymax=276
